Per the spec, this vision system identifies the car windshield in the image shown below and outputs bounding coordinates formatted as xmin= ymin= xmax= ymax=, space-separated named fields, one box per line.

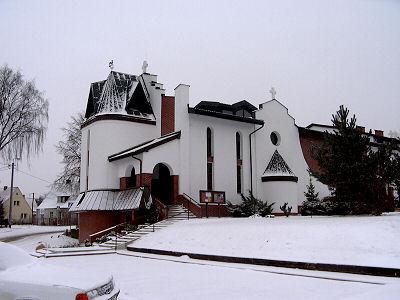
xmin=0 ymin=242 xmax=35 ymax=271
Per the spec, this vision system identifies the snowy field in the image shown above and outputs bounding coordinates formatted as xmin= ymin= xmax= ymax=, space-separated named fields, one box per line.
xmin=0 ymin=225 xmax=71 ymax=241
xmin=46 ymin=252 xmax=400 ymax=300
xmin=133 ymin=213 xmax=400 ymax=268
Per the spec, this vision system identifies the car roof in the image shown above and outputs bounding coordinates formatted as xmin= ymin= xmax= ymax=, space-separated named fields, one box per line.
xmin=0 ymin=242 xmax=35 ymax=271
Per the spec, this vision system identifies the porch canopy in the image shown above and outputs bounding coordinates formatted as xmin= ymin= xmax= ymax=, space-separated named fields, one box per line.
xmin=69 ymin=187 xmax=151 ymax=213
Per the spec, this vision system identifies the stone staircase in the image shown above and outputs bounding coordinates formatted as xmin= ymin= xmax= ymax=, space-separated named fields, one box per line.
xmin=98 ymin=204 xmax=196 ymax=249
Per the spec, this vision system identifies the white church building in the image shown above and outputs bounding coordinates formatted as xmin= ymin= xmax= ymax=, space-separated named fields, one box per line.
xmin=70 ymin=63 xmax=392 ymax=241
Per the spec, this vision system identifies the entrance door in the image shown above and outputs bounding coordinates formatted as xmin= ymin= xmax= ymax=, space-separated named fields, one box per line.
xmin=151 ymin=163 xmax=172 ymax=205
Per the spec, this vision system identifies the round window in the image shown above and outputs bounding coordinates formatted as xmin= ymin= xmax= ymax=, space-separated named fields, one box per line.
xmin=270 ymin=131 xmax=281 ymax=146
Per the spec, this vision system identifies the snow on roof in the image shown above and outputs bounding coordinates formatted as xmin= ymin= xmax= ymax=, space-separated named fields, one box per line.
xmin=36 ymin=196 xmax=58 ymax=210
xmin=69 ymin=187 xmax=151 ymax=212
xmin=0 ymin=187 xmax=19 ymax=204
xmin=36 ymin=191 xmax=72 ymax=210
xmin=26 ymin=197 xmax=38 ymax=210
xmin=262 ymin=150 xmax=298 ymax=182
xmin=263 ymin=150 xmax=295 ymax=176
xmin=0 ymin=242 xmax=34 ymax=271
xmin=108 ymin=131 xmax=181 ymax=162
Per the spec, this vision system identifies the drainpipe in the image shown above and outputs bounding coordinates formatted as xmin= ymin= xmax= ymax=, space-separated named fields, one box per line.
xmin=131 ymin=156 xmax=143 ymax=186
xmin=249 ymin=123 xmax=265 ymax=197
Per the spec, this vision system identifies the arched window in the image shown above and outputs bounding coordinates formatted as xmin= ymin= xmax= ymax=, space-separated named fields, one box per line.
xmin=207 ymin=127 xmax=213 ymax=190
xmin=130 ymin=166 xmax=136 ymax=188
xmin=207 ymin=127 xmax=213 ymax=157
xmin=236 ymin=132 xmax=242 ymax=193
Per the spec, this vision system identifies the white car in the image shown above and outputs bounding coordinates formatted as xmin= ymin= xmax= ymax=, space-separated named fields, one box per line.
xmin=0 ymin=242 xmax=119 ymax=300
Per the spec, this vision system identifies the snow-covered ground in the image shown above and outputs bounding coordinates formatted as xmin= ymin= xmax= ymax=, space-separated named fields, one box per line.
xmin=0 ymin=225 xmax=71 ymax=241
xmin=133 ymin=213 xmax=400 ymax=268
xmin=10 ymin=232 xmax=79 ymax=253
xmin=47 ymin=252 xmax=400 ymax=300
xmin=4 ymin=226 xmax=400 ymax=299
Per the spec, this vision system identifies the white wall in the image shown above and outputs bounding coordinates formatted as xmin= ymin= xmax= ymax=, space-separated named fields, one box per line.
xmin=262 ymin=181 xmax=297 ymax=213
xmin=254 ymin=100 xmax=329 ymax=212
xmin=187 ymin=114 xmax=255 ymax=204
xmin=141 ymin=73 xmax=164 ymax=136
xmin=80 ymin=119 xmax=157 ymax=191
xmin=174 ymin=84 xmax=191 ymax=196
xmin=112 ymin=139 xmax=180 ymax=183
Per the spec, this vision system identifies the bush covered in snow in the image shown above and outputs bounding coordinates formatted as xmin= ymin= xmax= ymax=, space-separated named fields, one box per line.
xmin=228 ymin=191 xmax=275 ymax=217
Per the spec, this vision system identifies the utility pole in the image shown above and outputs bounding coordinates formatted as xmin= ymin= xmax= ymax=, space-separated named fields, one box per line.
xmin=31 ymin=192 xmax=35 ymax=225
xmin=8 ymin=162 xmax=15 ymax=228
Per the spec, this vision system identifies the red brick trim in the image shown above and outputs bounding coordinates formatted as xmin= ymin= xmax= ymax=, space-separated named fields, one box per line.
xmin=161 ymin=95 xmax=175 ymax=135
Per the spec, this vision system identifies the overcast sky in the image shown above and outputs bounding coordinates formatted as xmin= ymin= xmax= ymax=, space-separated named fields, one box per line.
xmin=0 ymin=0 xmax=399 ymax=196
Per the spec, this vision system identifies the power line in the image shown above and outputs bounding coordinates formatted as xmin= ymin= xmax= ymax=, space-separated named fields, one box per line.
xmin=15 ymin=168 xmax=53 ymax=184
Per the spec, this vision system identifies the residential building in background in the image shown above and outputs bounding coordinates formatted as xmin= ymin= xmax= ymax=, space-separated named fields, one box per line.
xmin=0 ymin=186 xmax=32 ymax=224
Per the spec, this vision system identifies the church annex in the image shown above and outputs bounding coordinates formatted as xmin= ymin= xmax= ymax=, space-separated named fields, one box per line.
xmin=70 ymin=63 xmax=394 ymax=241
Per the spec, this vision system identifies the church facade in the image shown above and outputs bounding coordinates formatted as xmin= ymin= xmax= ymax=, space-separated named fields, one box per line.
xmin=70 ymin=64 xmax=393 ymax=241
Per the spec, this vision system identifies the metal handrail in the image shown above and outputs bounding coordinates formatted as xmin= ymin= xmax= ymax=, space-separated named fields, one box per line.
xmin=89 ymin=222 xmax=126 ymax=243
xmin=182 ymin=193 xmax=201 ymax=207
xmin=182 ymin=193 xmax=201 ymax=219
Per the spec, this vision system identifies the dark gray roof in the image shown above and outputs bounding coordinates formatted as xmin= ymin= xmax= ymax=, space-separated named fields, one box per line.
xmin=112 ymin=71 xmax=136 ymax=95
xmin=108 ymin=131 xmax=181 ymax=162
xmin=0 ymin=187 xmax=17 ymax=204
xmin=85 ymin=71 xmax=139 ymax=118
xmin=194 ymin=100 xmax=257 ymax=114
xmin=263 ymin=150 xmax=295 ymax=176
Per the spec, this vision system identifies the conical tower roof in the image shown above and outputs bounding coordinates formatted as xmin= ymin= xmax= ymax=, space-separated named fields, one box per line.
xmin=262 ymin=150 xmax=298 ymax=182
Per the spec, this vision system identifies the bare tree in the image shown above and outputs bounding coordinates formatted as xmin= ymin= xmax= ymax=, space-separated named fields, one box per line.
xmin=388 ymin=130 xmax=400 ymax=139
xmin=0 ymin=65 xmax=49 ymax=160
xmin=52 ymin=112 xmax=84 ymax=195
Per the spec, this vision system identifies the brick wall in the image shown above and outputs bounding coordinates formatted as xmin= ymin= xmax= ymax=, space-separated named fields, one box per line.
xmin=136 ymin=173 xmax=153 ymax=187
xmin=120 ymin=177 xmax=134 ymax=190
xmin=171 ymin=175 xmax=179 ymax=204
xmin=78 ymin=211 xmax=122 ymax=242
xmin=161 ymin=95 xmax=175 ymax=135
xmin=299 ymin=132 xmax=324 ymax=174
xmin=176 ymin=195 xmax=228 ymax=218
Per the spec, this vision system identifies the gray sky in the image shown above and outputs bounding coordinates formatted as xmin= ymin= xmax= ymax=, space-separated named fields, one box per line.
xmin=0 ymin=0 xmax=399 ymax=196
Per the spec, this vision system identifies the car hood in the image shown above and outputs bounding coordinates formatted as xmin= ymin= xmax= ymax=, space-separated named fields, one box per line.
xmin=0 ymin=261 xmax=112 ymax=291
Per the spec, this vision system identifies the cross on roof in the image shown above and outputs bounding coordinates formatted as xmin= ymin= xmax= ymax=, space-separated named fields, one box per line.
xmin=142 ymin=60 xmax=148 ymax=73
xmin=269 ymin=87 xmax=276 ymax=100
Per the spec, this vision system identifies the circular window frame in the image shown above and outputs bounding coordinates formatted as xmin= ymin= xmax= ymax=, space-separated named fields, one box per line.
xmin=270 ymin=131 xmax=281 ymax=146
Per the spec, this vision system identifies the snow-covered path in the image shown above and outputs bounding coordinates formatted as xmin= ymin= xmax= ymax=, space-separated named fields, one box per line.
xmin=0 ymin=225 xmax=71 ymax=242
xmin=46 ymin=252 xmax=400 ymax=300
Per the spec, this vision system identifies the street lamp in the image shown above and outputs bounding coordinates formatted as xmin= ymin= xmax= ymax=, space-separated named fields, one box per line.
xmin=8 ymin=157 xmax=20 ymax=228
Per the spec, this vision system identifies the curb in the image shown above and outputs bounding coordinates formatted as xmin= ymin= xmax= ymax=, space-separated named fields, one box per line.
xmin=127 ymin=246 xmax=400 ymax=278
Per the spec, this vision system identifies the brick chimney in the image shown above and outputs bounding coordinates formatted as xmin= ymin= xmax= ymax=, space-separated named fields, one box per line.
xmin=374 ymin=130 xmax=384 ymax=137
xmin=356 ymin=126 xmax=365 ymax=133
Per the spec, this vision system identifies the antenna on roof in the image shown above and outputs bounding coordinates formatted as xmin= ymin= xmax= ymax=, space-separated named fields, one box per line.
xmin=142 ymin=60 xmax=148 ymax=73
xmin=269 ymin=87 xmax=276 ymax=100
xmin=109 ymin=60 xmax=114 ymax=71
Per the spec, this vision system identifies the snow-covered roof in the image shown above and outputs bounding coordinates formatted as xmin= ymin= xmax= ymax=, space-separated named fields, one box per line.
xmin=262 ymin=150 xmax=298 ymax=182
xmin=26 ymin=197 xmax=38 ymax=210
xmin=69 ymin=187 xmax=151 ymax=212
xmin=108 ymin=131 xmax=181 ymax=162
xmin=36 ymin=191 xmax=72 ymax=210
xmin=0 ymin=187 xmax=19 ymax=204
xmin=85 ymin=71 xmax=155 ymax=119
